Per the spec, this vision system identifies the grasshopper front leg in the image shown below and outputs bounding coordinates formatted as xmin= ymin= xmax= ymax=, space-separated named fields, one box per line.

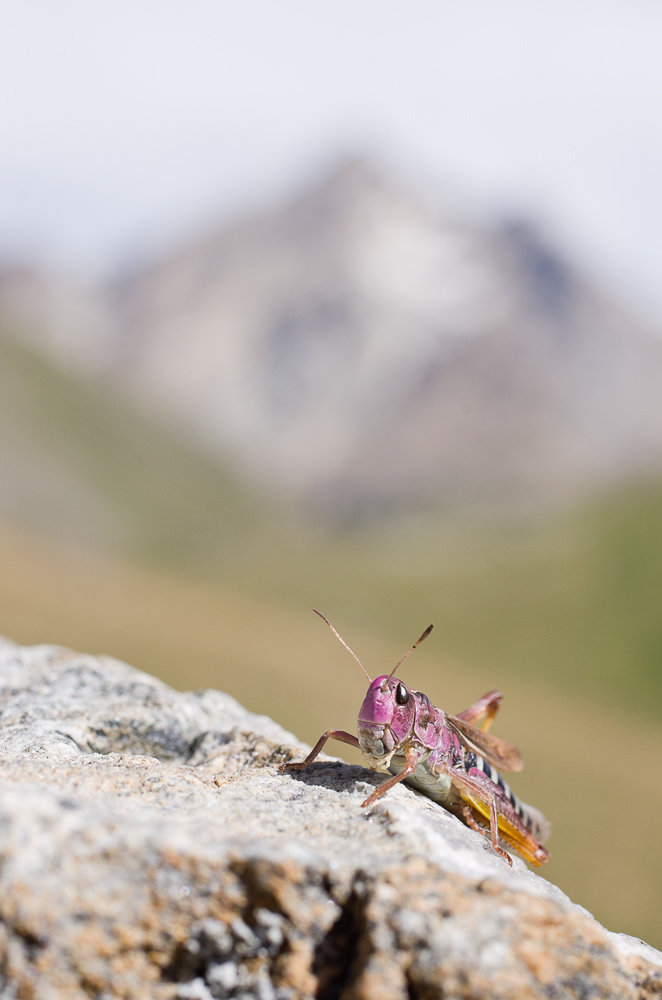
xmin=279 ymin=730 xmax=360 ymax=772
xmin=360 ymin=746 xmax=426 ymax=808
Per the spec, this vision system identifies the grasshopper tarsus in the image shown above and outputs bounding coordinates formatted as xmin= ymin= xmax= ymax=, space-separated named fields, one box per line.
xmin=279 ymin=729 xmax=360 ymax=774
xmin=494 ymin=845 xmax=513 ymax=866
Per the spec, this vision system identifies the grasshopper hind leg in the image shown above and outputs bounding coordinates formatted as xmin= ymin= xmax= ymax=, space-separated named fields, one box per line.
xmin=460 ymin=802 xmax=513 ymax=866
xmin=488 ymin=795 xmax=513 ymax=865
xmin=450 ymin=767 xmax=549 ymax=866
xmin=455 ymin=690 xmax=503 ymax=733
xmin=446 ymin=768 xmax=518 ymax=865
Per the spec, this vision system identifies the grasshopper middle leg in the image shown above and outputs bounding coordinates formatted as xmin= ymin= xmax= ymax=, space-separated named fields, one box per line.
xmin=360 ymin=747 xmax=426 ymax=808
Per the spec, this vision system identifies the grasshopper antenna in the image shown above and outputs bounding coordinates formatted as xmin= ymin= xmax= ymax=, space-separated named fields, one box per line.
xmin=313 ymin=609 xmax=372 ymax=683
xmin=381 ymin=624 xmax=433 ymax=690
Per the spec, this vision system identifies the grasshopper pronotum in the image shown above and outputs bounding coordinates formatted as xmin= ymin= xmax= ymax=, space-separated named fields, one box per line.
xmin=281 ymin=611 xmax=550 ymax=866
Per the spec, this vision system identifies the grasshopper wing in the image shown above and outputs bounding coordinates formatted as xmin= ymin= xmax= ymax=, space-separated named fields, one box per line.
xmin=447 ymin=715 xmax=523 ymax=772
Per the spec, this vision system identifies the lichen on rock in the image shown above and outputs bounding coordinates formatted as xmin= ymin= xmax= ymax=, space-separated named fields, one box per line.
xmin=0 ymin=636 xmax=659 ymax=999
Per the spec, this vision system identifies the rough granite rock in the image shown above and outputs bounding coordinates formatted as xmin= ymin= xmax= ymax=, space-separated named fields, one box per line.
xmin=0 ymin=637 xmax=660 ymax=1000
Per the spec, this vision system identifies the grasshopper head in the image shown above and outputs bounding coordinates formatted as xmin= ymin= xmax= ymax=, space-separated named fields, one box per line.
xmin=357 ymin=675 xmax=415 ymax=763
xmin=310 ymin=612 xmax=432 ymax=767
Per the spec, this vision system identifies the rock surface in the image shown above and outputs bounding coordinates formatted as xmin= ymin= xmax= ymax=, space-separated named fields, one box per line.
xmin=0 ymin=636 xmax=660 ymax=1000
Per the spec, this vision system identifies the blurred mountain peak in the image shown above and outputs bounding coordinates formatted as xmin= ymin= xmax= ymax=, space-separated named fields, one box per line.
xmin=107 ymin=159 xmax=662 ymax=518
xmin=5 ymin=158 xmax=662 ymax=521
xmin=296 ymin=153 xmax=386 ymax=201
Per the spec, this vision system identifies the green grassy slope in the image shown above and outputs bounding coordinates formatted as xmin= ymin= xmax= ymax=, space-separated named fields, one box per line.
xmin=226 ymin=482 xmax=662 ymax=721
xmin=0 ymin=327 xmax=279 ymax=569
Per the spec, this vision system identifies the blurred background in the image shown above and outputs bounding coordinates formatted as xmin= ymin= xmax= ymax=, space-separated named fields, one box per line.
xmin=1 ymin=0 xmax=662 ymax=946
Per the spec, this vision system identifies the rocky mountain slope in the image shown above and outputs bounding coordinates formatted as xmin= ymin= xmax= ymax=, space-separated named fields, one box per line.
xmin=107 ymin=160 xmax=662 ymax=518
xmin=5 ymin=160 xmax=662 ymax=520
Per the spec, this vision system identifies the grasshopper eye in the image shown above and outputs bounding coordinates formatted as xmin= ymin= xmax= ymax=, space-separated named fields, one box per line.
xmin=395 ymin=682 xmax=410 ymax=705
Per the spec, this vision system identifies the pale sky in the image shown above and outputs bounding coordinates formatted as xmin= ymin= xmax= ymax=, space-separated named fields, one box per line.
xmin=1 ymin=0 xmax=662 ymax=322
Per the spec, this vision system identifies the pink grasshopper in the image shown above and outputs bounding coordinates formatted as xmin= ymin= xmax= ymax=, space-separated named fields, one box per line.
xmin=281 ymin=611 xmax=550 ymax=866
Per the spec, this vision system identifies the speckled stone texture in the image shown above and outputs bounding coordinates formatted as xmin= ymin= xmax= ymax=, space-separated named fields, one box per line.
xmin=0 ymin=637 xmax=659 ymax=1000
